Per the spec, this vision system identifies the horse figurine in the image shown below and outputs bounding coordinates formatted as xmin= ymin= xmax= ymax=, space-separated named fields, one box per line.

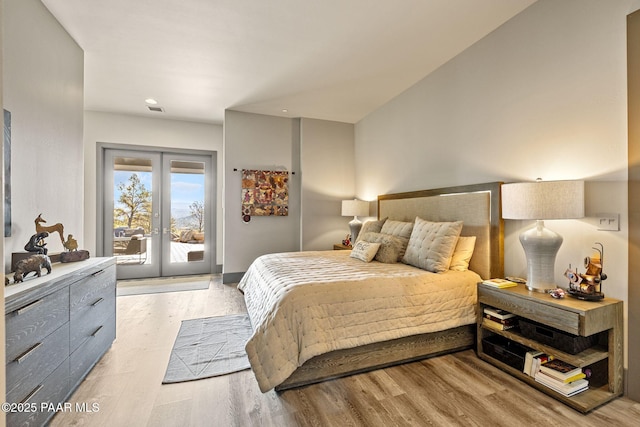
xmin=35 ymin=214 xmax=65 ymax=245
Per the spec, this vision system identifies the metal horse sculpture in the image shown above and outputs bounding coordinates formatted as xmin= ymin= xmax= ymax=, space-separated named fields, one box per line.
xmin=35 ymin=214 xmax=65 ymax=245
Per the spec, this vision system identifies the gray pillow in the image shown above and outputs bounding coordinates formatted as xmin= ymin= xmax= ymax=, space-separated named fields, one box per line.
xmin=360 ymin=231 xmax=408 ymax=263
xmin=402 ymin=217 xmax=463 ymax=273
xmin=356 ymin=217 xmax=388 ymax=243
xmin=380 ymin=220 xmax=414 ymax=239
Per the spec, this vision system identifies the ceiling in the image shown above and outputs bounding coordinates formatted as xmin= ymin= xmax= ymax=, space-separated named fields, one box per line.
xmin=41 ymin=0 xmax=536 ymax=125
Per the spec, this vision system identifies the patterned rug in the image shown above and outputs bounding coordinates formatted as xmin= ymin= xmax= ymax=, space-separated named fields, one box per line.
xmin=162 ymin=314 xmax=253 ymax=384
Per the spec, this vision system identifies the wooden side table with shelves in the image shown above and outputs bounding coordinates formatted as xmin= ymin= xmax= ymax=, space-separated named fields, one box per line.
xmin=476 ymin=282 xmax=623 ymax=413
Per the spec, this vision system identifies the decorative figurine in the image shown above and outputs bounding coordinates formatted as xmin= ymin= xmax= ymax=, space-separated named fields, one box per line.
xmin=342 ymin=234 xmax=351 ymax=247
xmin=564 ymin=242 xmax=606 ymax=300
xmin=34 ymin=213 xmax=65 ymax=245
xmin=24 ymin=231 xmax=49 ymax=255
xmin=13 ymin=254 xmax=52 ymax=283
xmin=64 ymin=234 xmax=78 ymax=251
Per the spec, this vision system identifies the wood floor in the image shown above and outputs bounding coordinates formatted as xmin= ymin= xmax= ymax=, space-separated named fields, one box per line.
xmin=51 ymin=276 xmax=640 ymax=427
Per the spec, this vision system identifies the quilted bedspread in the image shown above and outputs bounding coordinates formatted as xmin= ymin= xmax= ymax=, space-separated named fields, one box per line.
xmin=238 ymin=250 xmax=480 ymax=392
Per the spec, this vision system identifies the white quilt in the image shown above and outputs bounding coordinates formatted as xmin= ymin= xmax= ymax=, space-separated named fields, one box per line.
xmin=238 ymin=250 xmax=480 ymax=392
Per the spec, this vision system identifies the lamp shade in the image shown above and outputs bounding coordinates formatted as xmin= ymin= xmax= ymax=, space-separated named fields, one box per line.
xmin=341 ymin=200 xmax=369 ymax=217
xmin=502 ymin=180 xmax=584 ymax=220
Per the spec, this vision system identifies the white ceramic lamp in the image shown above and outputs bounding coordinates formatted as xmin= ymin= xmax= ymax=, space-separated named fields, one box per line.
xmin=502 ymin=180 xmax=584 ymax=293
xmin=341 ymin=199 xmax=369 ymax=243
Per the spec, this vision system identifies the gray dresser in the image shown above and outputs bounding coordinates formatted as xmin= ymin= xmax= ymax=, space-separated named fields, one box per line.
xmin=5 ymin=257 xmax=116 ymax=426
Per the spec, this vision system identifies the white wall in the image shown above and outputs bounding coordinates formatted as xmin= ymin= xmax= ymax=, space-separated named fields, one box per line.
xmin=355 ymin=0 xmax=640 ymax=370
xmin=3 ymin=0 xmax=84 ymax=267
xmin=83 ymin=111 xmax=223 ymax=265
xmin=223 ymin=110 xmax=301 ymax=280
xmin=300 ymin=118 xmax=357 ymax=250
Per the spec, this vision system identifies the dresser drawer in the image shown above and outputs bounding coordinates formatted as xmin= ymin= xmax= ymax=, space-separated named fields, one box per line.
xmin=479 ymin=286 xmax=580 ymax=335
xmin=5 ymin=286 xmax=69 ymax=364
xmin=6 ymin=323 xmax=69 ymax=403
xmin=69 ymin=314 xmax=116 ymax=389
xmin=6 ymin=358 xmax=70 ymax=427
xmin=70 ymin=266 xmax=116 ymax=352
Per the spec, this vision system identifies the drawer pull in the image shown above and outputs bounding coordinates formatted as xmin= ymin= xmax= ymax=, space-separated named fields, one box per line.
xmin=92 ymin=297 xmax=105 ymax=307
xmin=16 ymin=299 xmax=44 ymax=316
xmin=91 ymin=325 xmax=104 ymax=337
xmin=92 ymin=269 xmax=105 ymax=277
xmin=15 ymin=342 xmax=42 ymax=364
xmin=20 ymin=384 xmax=44 ymax=404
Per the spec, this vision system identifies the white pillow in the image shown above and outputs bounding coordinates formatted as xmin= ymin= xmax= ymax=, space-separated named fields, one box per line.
xmin=402 ymin=217 xmax=463 ymax=273
xmin=449 ymin=236 xmax=476 ymax=271
xmin=350 ymin=241 xmax=381 ymax=262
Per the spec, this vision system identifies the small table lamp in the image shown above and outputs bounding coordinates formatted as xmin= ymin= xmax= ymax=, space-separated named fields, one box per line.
xmin=341 ymin=199 xmax=369 ymax=243
xmin=501 ymin=179 xmax=584 ymax=293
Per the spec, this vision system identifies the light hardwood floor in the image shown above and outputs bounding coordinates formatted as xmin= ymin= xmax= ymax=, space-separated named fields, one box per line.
xmin=51 ymin=276 xmax=640 ymax=427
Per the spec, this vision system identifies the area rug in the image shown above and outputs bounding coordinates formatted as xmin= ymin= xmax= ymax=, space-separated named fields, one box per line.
xmin=162 ymin=313 xmax=253 ymax=384
xmin=117 ymin=275 xmax=211 ymax=296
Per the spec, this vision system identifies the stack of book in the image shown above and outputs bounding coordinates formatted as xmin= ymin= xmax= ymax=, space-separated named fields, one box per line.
xmin=483 ymin=307 xmax=518 ymax=331
xmin=481 ymin=278 xmax=518 ymax=288
xmin=534 ymin=359 xmax=589 ymax=397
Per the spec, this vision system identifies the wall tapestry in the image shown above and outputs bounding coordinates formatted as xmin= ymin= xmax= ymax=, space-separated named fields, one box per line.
xmin=241 ymin=169 xmax=289 ymax=219
xmin=4 ymin=109 xmax=11 ymax=237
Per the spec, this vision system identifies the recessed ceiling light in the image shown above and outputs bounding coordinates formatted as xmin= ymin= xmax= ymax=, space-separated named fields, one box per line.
xmin=145 ymin=98 xmax=158 ymax=105
xmin=282 ymin=109 xmax=288 ymax=113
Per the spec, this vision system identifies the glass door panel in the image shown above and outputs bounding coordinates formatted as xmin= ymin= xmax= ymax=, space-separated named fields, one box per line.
xmin=104 ymin=150 xmax=161 ymax=279
xmin=161 ymin=154 xmax=212 ymax=276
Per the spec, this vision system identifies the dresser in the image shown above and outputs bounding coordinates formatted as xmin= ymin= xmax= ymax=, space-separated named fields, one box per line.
xmin=5 ymin=257 xmax=116 ymax=426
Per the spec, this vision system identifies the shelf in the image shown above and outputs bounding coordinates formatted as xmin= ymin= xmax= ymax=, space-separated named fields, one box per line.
xmin=479 ymin=322 xmax=609 ymax=367
xmin=477 ymin=351 xmax=619 ymax=413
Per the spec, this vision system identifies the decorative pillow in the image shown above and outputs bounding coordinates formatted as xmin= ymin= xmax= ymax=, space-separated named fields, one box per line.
xmin=402 ymin=217 xmax=463 ymax=273
xmin=356 ymin=217 xmax=388 ymax=243
xmin=380 ymin=220 xmax=414 ymax=239
xmin=360 ymin=232 xmax=407 ymax=263
xmin=449 ymin=236 xmax=476 ymax=271
xmin=349 ymin=241 xmax=381 ymax=262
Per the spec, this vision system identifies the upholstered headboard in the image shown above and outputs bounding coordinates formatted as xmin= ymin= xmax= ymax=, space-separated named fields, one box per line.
xmin=378 ymin=182 xmax=504 ymax=280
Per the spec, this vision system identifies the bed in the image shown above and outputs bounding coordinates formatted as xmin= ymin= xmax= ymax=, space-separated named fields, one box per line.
xmin=238 ymin=182 xmax=504 ymax=392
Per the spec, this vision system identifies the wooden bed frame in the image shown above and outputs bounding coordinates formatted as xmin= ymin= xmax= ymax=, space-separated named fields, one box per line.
xmin=275 ymin=182 xmax=504 ymax=391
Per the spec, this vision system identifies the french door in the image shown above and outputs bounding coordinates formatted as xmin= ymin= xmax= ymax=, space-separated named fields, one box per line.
xmin=102 ymin=148 xmax=214 ymax=280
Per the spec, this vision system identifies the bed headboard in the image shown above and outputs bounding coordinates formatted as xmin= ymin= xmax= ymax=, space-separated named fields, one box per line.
xmin=378 ymin=182 xmax=503 ymax=280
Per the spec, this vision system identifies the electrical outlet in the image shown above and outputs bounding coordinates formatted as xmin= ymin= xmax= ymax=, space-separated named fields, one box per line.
xmin=596 ymin=213 xmax=619 ymax=231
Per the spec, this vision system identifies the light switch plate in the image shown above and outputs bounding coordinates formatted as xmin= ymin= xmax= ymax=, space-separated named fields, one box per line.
xmin=596 ymin=213 xmax=620 ymax=231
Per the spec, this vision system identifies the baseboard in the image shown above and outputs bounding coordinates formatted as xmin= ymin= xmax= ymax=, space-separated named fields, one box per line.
xmin=223 ymin=271 xmax=245 ymax=284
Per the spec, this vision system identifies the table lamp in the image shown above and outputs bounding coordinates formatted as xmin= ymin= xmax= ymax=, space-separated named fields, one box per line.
xmin=501 ymin=179 xmax=584 ymax=292
xmin=341 ymin=199 xmax=369 ymax=243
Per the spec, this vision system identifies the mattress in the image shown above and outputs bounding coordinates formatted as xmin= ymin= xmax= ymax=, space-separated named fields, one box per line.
xmin=238 ymin=250 xmax=481 ymax=392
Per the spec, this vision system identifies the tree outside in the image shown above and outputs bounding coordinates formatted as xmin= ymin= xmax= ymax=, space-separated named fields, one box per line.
xmin=189 ymin=201 xmax=204 ymax=232
xmin=114 ymin=173 xmax=152 ymax=232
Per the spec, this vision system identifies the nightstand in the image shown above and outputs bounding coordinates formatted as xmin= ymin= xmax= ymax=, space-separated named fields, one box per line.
xmin=476 ymin=283 xmax=623 ymax=413
xmin=333 ymin=244 xmax=352 ymax=250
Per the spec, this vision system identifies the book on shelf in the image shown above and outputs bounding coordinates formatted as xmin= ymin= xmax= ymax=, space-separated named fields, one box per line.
xmin=483 ymin=307 xmax=516 ymax=320
xmin=523 ymin=350 xmax=543 ymax=376
xmin=537 ymin=370 xmax=586 ymax=384
xmin=484 ymin=313 xmax=518 ymax=326
xmin=482 ymin=318 xmax=517 ymax=331
xmin=534 ymin=372 xmax=589 ymax=397
xmin=538 ymin=359 xmax=582 ymax=381
xmin=481 ymin=278 xmax=518 ymax=288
